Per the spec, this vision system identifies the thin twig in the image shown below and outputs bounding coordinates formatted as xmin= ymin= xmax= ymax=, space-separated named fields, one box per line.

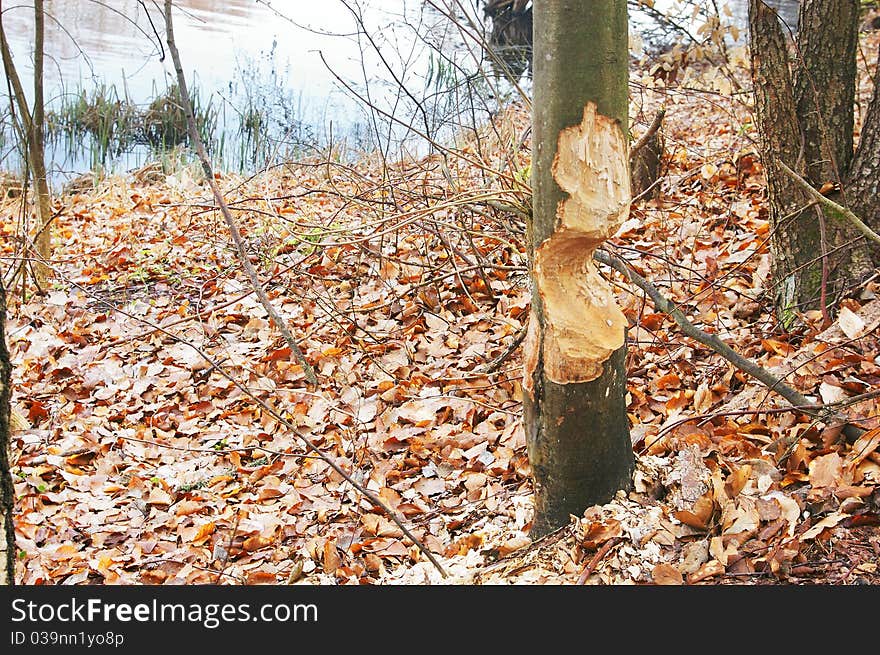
xmin=162 ymin=0 xmax=318 ymax=385
xmin=576 ymin=537 xmax=623 ymax=585
xmin=479 ymin=324 xmax=527 ymax=373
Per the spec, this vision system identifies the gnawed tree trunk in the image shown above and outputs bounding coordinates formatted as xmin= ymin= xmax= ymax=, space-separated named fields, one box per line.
xmin=749 ymin=0 xmax=876 ymax=324
xmin=0 ymin=282 xmax=15 ymax=585
xmin=525 ymin=0 xmax=633 ymax=537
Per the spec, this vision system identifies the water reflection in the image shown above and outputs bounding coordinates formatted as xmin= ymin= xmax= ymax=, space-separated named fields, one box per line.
xmin=0 ymin=0 xmax=806 ymax=180
xmin=1 ymin=0 xmax=460 ymax=178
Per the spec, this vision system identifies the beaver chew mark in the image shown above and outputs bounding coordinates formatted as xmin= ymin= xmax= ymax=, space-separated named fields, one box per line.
xmin=535 ymin=102 xmax=631 ymax=384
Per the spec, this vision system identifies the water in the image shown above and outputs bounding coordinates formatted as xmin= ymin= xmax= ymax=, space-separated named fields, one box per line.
xmin=0 ymin=0 xmax=802 ymax=183
xmin=1 ymin=0 xmax=498 ymax=182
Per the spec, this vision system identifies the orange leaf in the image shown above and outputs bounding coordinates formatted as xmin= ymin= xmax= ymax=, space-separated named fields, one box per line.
xmin=674 ymin=494 xmax=716 ymax=530
xmin=655 ymin=373 xmax=681 ymax=390
xmin=581 ymin=519 xmax=622 ymax=549
xmin=688 ymin=560 xmax=725 ymax=583
xmin=257 ymin=487 xmax=284 ymax=501
xmin=246 ymin=571 xmax=277 ymax=585
xmin=651 ymin=563 xmax=683 ymax=585
xmin=242 ymin=536 xmax=273 ymax=552
xmin=262 ymin=347 xmax=291 ymax=362
xmin=323 ymin=539 xmax=341 ymax=574
xmin=192 ymin=521 xmax=216 ymax=545
xmin=761 ymin=338 xmax=794 ymax=356
xmin=725 ymin=465 xmax=752 ymax=498
xmin=175 ymin=500 xmax=203 ymax=516
xmin=27 ymin=400 xmax=50 ymax=423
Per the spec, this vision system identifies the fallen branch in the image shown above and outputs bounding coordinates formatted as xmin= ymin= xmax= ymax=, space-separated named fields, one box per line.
xmin=594 ymin=248 xmax=864 ymax=441
xmin=163 ymin=1 xmax=317 ymax=386
xmin=478 ymin=324 xmax=527 ymax=373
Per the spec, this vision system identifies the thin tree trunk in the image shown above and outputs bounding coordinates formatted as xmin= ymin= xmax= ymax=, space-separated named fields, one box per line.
xmin=0 ymin=0 xmax=53 ymax=290
xmin=525 ymin=0 xmax=633 ymax=537
xmin=0 ymin=282 xmax=15 ymax=585
xmin=30 ymin=0 xmax=52 ymax=288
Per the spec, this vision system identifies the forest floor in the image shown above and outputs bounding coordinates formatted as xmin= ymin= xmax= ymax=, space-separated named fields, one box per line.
xmin=4 ymin=30 xmax=880 ymax=586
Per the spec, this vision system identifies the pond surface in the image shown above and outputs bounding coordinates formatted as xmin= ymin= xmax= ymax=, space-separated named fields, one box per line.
xmin=2 ymin=0 xmax=479 ymax=181
xmin=0 ymin=0 xmax=803 ymax=183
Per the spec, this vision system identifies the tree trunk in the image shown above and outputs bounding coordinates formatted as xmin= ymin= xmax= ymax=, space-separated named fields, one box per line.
xmin=0 ymin=0 xmax=53 ymax=290
xmin=525 ymin=0 xmax=633 ymax=537
xmin=748 ymin=0 xmax=821 ymax=325
xmin=847 ymin=42 xmax=880 ymax=264
xmin=749 ymin=0 xmax=875 ymax=323
xmin=0 ymin=282 xmax=15 ymax=585
xmin=794 ymin=0 xmax=859 ymax=185
xmin=794 ymin=0 xmax=874 ymax=301
xmin=30 ymin=0 xmax=52 ymax=288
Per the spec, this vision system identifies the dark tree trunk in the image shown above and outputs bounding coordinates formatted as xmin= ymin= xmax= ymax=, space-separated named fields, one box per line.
xmin=749 ymin=0 xmax=876 ymax=323
xmin=794 ymin=0 xmax=859 ymax=185
xmin=0 ymin=282 xmax=15 ymax=585
xmin=525 ymin=0 xmax=633 ymax=537
xmin=749 ymin=0 xmax=820 ymax=324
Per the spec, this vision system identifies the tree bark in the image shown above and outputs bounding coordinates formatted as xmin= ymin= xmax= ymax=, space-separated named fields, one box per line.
xmin=794 ymin=0 xmax=859 ymax=185
xmin=749 ymin=0 xmax=821 ymax=324
xmin=0 ymin=282 xmax=15 ymax=585
xmin=848 ymin=42 xmax=880 ymax=263
xmin=525 ymin=0 xmax=633 ymax=537
xmin=794 ymin=0 xmax=874 ymax=300
xmin=749 ymin=0 xmax=876 ymax=322
xmin=30 ymin=0 xmax=52 ymax=288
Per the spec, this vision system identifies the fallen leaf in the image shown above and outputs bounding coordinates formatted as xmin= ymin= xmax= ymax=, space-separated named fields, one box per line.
xmin=801 ymin=512 xmax=848 ymax=540
xmin=242 ymin=535 xmax=273 ymax=552
xmin=651 ymin=563 xmax=683 ymax=585
xmin=687 ymin=559 xmax=725 ymax=583
xmin=809 ymin=452 xmax=844 ymax=488
xmin=497 ymin=536 xmax=531 ymax=557
xmin=323 ymin=539 xmax=341 ymax=574
xmin=838 ymin=306 xmax=866 ymax=339
xmin=246 ymin=570 xmax=277 ymax=584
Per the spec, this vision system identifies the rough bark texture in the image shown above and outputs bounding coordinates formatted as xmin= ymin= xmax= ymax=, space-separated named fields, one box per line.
xmin=794 ymin=0 xmax=859 ymax=185
xmin=848 ymin=41 xmax=880 ymax=261
xmin=0 ymin=282 xmax=15 ymax=585
xmin=750 ymin=0 xmax=877 ymax=321
xmin=526 ymin=0 xmax=633 ymax=537
xmin=794 ymin=0 xmax=874 ymax=296
xmin=748 ymin=0 xmax=821 ymax=323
